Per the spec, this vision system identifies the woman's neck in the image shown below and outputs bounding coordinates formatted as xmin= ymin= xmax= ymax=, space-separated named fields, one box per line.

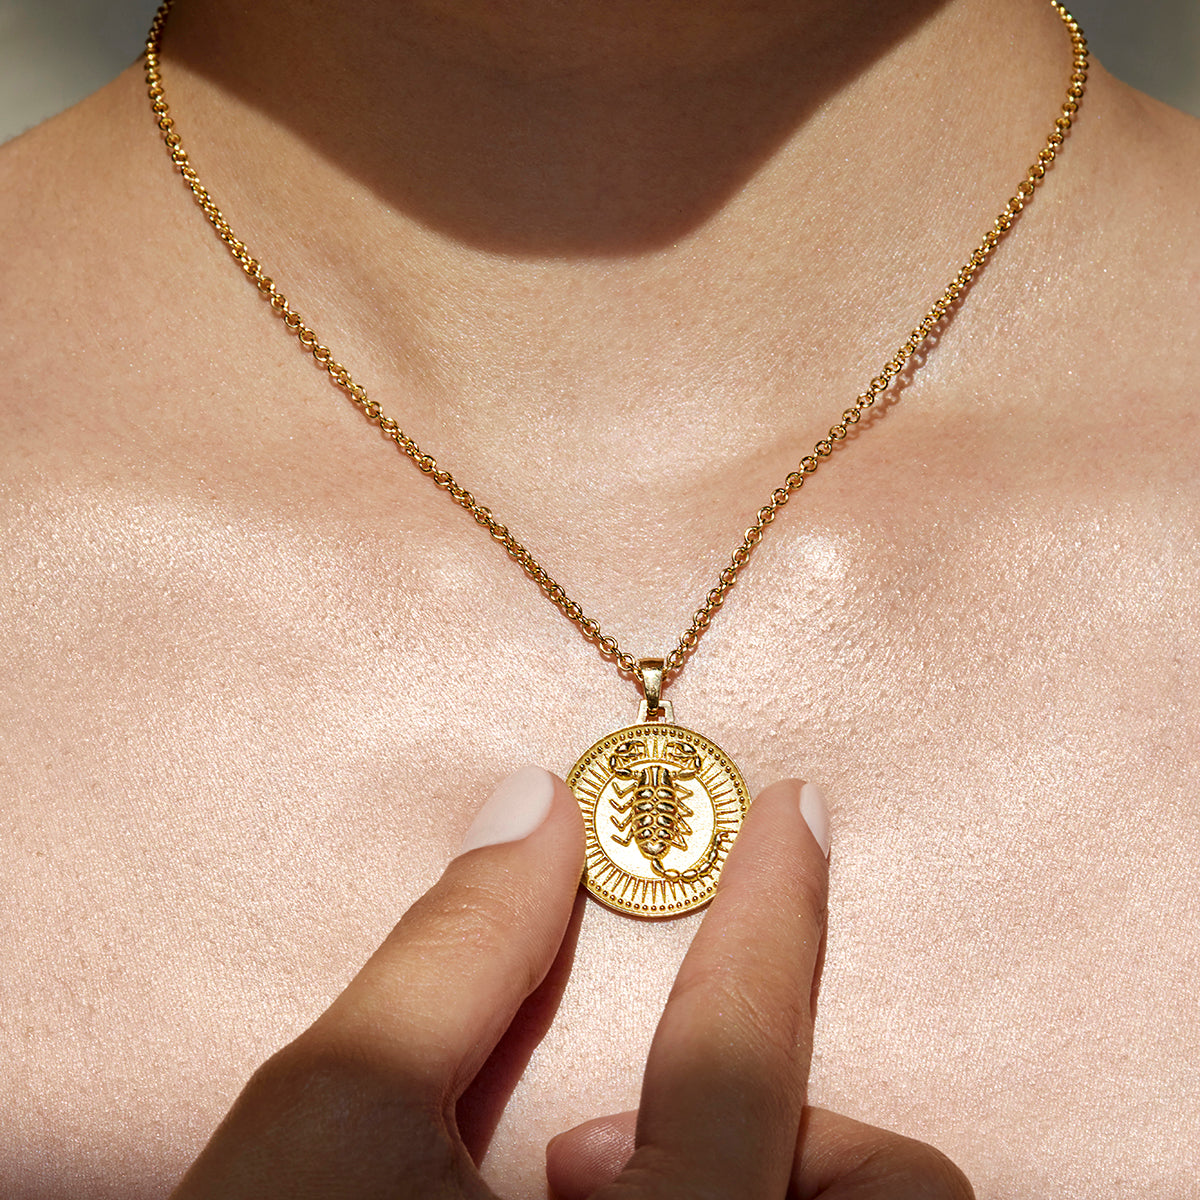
xmin=151 ymin=0 xmax=1083 ymax=436
xmin=161 ymin=0 xmax=1073 ymax=251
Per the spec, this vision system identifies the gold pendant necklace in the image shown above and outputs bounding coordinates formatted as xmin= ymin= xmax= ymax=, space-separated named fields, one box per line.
xmin=567 ymin=659 xmax=752 ymax=916
xmin=142 ymin=1 xmax=1087 ymax=917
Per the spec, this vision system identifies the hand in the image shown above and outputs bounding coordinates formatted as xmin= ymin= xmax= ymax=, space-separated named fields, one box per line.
xmin=545 ymin=778 xmax=974 ymax=1200
xmin=170 ymin=765 xmax=973 ymax=1199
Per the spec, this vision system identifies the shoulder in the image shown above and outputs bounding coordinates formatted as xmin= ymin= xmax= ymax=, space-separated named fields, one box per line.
xmin=1073 ymin=74 xmax=1200 ymax=346
xmin=988 ymin=70 xmax=1200 ymax=425
xmin=0 ymin=70 xmax=168 ymax=413
xmin=0 ymin=67 xmax=250 ymax=476
xmin=0 ymin=68 xmax=159 ymax=279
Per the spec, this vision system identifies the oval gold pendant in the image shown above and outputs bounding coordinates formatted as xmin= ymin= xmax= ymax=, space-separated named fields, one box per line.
xmin=567 ymin=722 xmax=750 ymax=917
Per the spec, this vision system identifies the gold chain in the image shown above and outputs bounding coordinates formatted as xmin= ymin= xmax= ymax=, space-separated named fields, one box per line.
xmin=143 ymin=2 xmax=1087 ymax=691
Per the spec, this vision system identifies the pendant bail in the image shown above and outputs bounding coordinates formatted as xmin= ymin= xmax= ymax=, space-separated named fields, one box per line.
xmin=636 ymin=658 xmax=673 ymax=723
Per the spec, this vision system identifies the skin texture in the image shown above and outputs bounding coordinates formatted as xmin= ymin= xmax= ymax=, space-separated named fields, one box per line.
xmin=1 ymin=0 xmax=1198 ymax=1196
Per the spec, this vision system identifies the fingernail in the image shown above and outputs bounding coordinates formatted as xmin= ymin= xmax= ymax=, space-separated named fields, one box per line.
xmin=458 ymin=764 xmax=555 ymax=853
xmin=799 ymin=782 xmax=831 ymax=858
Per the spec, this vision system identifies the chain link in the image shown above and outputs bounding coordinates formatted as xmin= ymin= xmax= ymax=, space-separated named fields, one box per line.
xmin=143 ymin=2 xmax=1087 ymax=688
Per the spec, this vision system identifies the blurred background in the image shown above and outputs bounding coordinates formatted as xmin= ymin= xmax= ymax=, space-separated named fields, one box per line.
xmin=1 ymin=0 xmax=1198 ymax=144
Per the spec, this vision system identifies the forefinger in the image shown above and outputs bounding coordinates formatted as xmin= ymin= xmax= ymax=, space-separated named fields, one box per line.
xmin=601 ymin=777 xmax=830 ymax=1199
xmin=302 ymin=765 xmax=586 ymax=1097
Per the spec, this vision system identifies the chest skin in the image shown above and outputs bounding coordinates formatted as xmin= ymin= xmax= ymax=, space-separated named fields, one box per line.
xmin=4 ymin=374 xmax=1198 ymax=1199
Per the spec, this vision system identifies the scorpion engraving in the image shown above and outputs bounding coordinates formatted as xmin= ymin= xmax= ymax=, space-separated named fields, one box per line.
xmin=607 ymin=738 xmax=729 ymax=883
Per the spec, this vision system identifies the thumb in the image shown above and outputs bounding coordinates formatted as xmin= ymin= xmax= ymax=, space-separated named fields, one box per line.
xmin=546 ymin=1112 xmax=635 ymax=1200
xmin=792 ymin=1108 xmax=975 ymax=1199
xmin=545 ymin=1109 xmax=974 ymax=1200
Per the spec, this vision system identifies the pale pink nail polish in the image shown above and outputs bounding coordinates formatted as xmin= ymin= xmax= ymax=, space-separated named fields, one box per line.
xmin=458 ymin=764 xmax=555 ymax=853
xmin=799 ymin=781 xmax=831 ymax=858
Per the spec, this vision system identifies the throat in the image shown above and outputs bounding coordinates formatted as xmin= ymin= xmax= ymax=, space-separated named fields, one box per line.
xmin=161 ymin=0 xmax=969 ymax=254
